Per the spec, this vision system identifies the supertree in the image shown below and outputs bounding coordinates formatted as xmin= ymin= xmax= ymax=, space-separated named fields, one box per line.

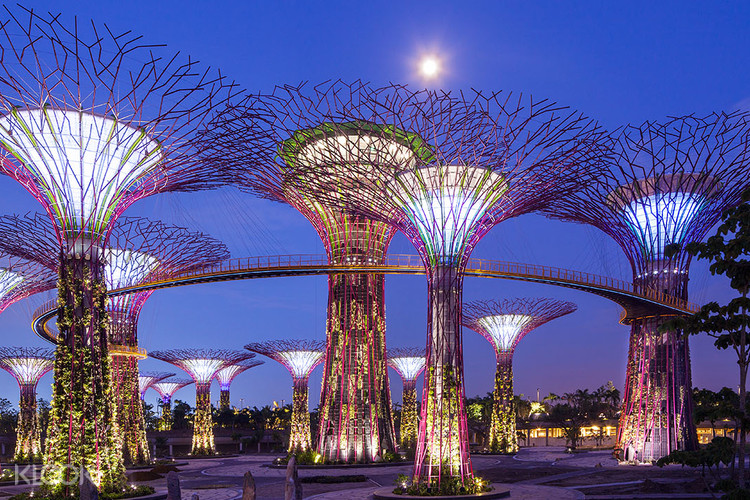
xmin=0 ymin=213 xmax=229 ymax=465
xmin=0 ymin=6 xmax=237 ymax=490
xmin=225 ymin=85 xmax=602 ymax=484
xmin=151 ymin=378 xmax=194 ymax=431
xmin=215 ymin=358 xmax=263 ymax=411
xmin=246 ymin=340 xmax=326 ymax=453
xmin=387 ymin=348 xmax=426 ymax=451
xmin=543 ymin=112 xmax=750 ymax=462
xmin=150 ymin=349 xmax=254 ymax=455
xmin=462 ymin=298 xmax=577 ymax=453
xmin=206 ymin=82 xmax=437 ymax=463
xmin=0 ymin=347 xmax=54 ymax=461
xmin=139 ymin=372 xmax=175 ymax=400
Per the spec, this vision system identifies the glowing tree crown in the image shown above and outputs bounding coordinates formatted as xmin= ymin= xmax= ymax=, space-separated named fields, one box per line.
xmin=215 ymin=358 xmax=263 ymax=390
xmin=545 ymin=112 xmax=750 ymax=275
xmin=462 ymin=298 xmax=577 ymax=356
xmin=0 ymin=6 xmax=239 ymax=244
xmin=0 ymin=347 xmax=54 ymax=387
xmin=138 ymin=372 xmax=174 ymax=397
xmin=150 ymin=349 xmax=256 ymax=384
xmin=0 ymin=257 xmax=55 ymax=314
xmin=151 ymin=379 xmax=194 ymax=400
xmin=387 ymin=347 xmax=426 ymax=382
xmin=245 ymin=339 xmax=326 ymax=379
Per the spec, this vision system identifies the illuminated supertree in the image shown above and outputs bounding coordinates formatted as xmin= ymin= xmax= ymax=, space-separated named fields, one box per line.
xmin=0 ymin=6 xmax=237 ymax=490
xmin=215 ymin=358 xmax=263 ymax=411
xmin=236 ymin=86 xmax=603 ymax=484
xmin=138 ymin=372 xmax=175 ymax=400
xmin=0 ymin=347 xmax=54 ymax=461
xmin=544 ymin=112 xmax=750 ymax=462
xmin=387 ymin=348 xmax=426 ymax=451
xmin=462 ymin=298 xmax=577 ymax=453
xmin=206 ymin=82 xmax=437 ymax=462
xmin=151 ymin=378 xmax=194 ymax=431
xmin=0 ymin=213 xmax=229 ymax=465
xmin=150 ymin=349 xmax=254 ymax=455
xmin=246 ymin=340 xmax=325 ymax=452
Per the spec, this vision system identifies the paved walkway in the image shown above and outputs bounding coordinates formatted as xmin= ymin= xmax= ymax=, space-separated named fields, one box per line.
xmin=306 ymin=483 xmax=584 ymax=500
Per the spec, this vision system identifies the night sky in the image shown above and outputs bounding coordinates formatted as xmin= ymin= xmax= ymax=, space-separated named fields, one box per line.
xmin=0 ymin=1 xmax=747 ymax=412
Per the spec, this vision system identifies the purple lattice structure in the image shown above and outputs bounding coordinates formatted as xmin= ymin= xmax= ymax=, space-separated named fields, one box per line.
xmin=151 ymin=378 xmax=194 ymax=431
xmin=0 ymin=212 xmax=229 ymax=464
xmin=246 ymin=339 xmax=326 ymax=452
xmin=387 ymin=348 xmax=426 ymax=450
xmin=0 ymin=6 xmax=238 ymax=488
xmin=544 ymin=112 xmax=750 ymax=462
xmin=255 ymin=87 xmax=603 ymax=484
xmin=150 ymin=349 xmax=254 ymax=455
xmin=138 ymin=372 xmax=175 ymax=400
xmin=215 ymin=358 xmax=263 ymax=411
xmin=204 ymin=81 xmax=444 ymax=462
xmin=0 ymin=347 xmax=54 ymax=461
xmin=462 ymin=298 xmax=576 ymax=452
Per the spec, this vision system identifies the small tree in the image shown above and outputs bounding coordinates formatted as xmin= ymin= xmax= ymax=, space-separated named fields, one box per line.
xmin=663 ymin=190 xmax=750 ymax=487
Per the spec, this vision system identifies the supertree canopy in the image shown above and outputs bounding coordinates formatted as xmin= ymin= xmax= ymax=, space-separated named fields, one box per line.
xmin=0 ymin=347 xmax=54 ymax=461
xmin=0 ymin=212 xmax=229 ymax=465
xmin=387 ymin=348 xmax=426 ymax=451
xmin=151 ymin=378 xmax=194 ymax=431
xmin=246 ymin=339 xmax=326 ymax=452
xmin=544 ymin=112 xmax=750 ymax=462
xmin=139 ymin=372 xmax=175 ymax=400
xmin=215 ymin=358 xmax=263 ymax=411
xmin=462 ymin=298 xmax=577 ymax=453
xmin=207 ymin=82 xmax=437 ymax=463
xmin=150 ymin=349 xmax=254 ymax=455
xmin=249 ymin=85 xmax=603 ymax=484
xmin=0 ymin=6 xmax=237 ymax=490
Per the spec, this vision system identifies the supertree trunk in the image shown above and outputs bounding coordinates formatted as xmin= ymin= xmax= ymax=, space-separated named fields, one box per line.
xmin=617 ymin=265 xmax=697 ymax=461
xmin=220 ymin=390 xmax=230 ymax=411
xmin=414 ymin=264 xmax=472 ymax=483
xmin=192 ymin=382 xmax=215 ymax=455
xmin=290 ymin=377 xmax=313 ymax=452
xmin=44 ymin=250 xmax=125 ymax=492
xmin=317 ymin=259 xmax=396 ymax=462
xmin=489 ymin=353 xmax=517 ymax=453
xmin=401 ymin=380 xmax=419 ymax=450
xmin=110 ymin=355 xmax=149 ymax=464
xmin=159 ymin=398 xmax=172 ymax=431
xmin=15 ymin=384 xmax=40 ymax=461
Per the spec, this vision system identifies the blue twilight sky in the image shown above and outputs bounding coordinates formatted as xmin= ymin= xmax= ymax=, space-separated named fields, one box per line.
xmin=0 ymin=1 xmax=748 ymax=411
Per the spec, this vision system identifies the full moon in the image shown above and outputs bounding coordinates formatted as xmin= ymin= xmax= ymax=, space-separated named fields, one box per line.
xmin=419 ymin=56 xmax=440 ymax=78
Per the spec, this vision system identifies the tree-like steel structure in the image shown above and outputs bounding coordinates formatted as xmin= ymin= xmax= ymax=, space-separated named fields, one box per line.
xmin=151 ymin=378 xmax=194 ymax=431
xmin=139 ymin=372 xmax=175 ymax=400
xmin=224 ymin=84 xmax=602 ymax=484
xmin=0 ymin=213 xmax=229 ymax=464
xmin=246 ymin=340 xmax=326 ymax=453
xmin=544 ymin=112 xmax=750 ymax=462
xmin=387 ymin=348 xmax=426 ymax=451
xmin=0 ymin=6 xmax=237 ymax=490
xmin=150 ymin=349 xmax=254 ymax=455
xmin=462 ymin=298 xmax=577 ymax=453
xmin=208 ymin=82 xmax=437 ymax=463
xmin=0 ymin=347 xmax=54 ymax=461
xmin=215 ymin=358 xmax=263 ymax=411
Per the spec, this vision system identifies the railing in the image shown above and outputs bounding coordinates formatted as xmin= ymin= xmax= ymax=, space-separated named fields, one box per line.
xmin=109 ymin=345 xmax=148 ymax=359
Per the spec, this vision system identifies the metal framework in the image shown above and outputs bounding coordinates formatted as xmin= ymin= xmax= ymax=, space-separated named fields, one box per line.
xmin=151 ymin=378 xmax=194 ymax=431
xmin=206 ymin=82 xmax=439 ymax=463
xmin=139 ymin=372 xmax=175 ymax=399
xmin=462 ymin=298 xmax=577 ymax=452
xmin=248 ymin=84 xmax=603 ymax=483
xmin=387 ymin=348 xmax=426 ymax=450
xmin=215 ymin=358 xmax=263 ymax=411
xmin=0 ymin=6 xmax=237 ymax=490
xmin=149 ymin=349 xmax=254 ymax=455
xmin=545 ymin=112 xmax=750 ymax=462
xmin=0 ymin=347 xmax=54 ymax=461
xmin=0 ymin=212 xmax=229 ymax=464
xmin=246 ymin=340 xmax=326 ymax=452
